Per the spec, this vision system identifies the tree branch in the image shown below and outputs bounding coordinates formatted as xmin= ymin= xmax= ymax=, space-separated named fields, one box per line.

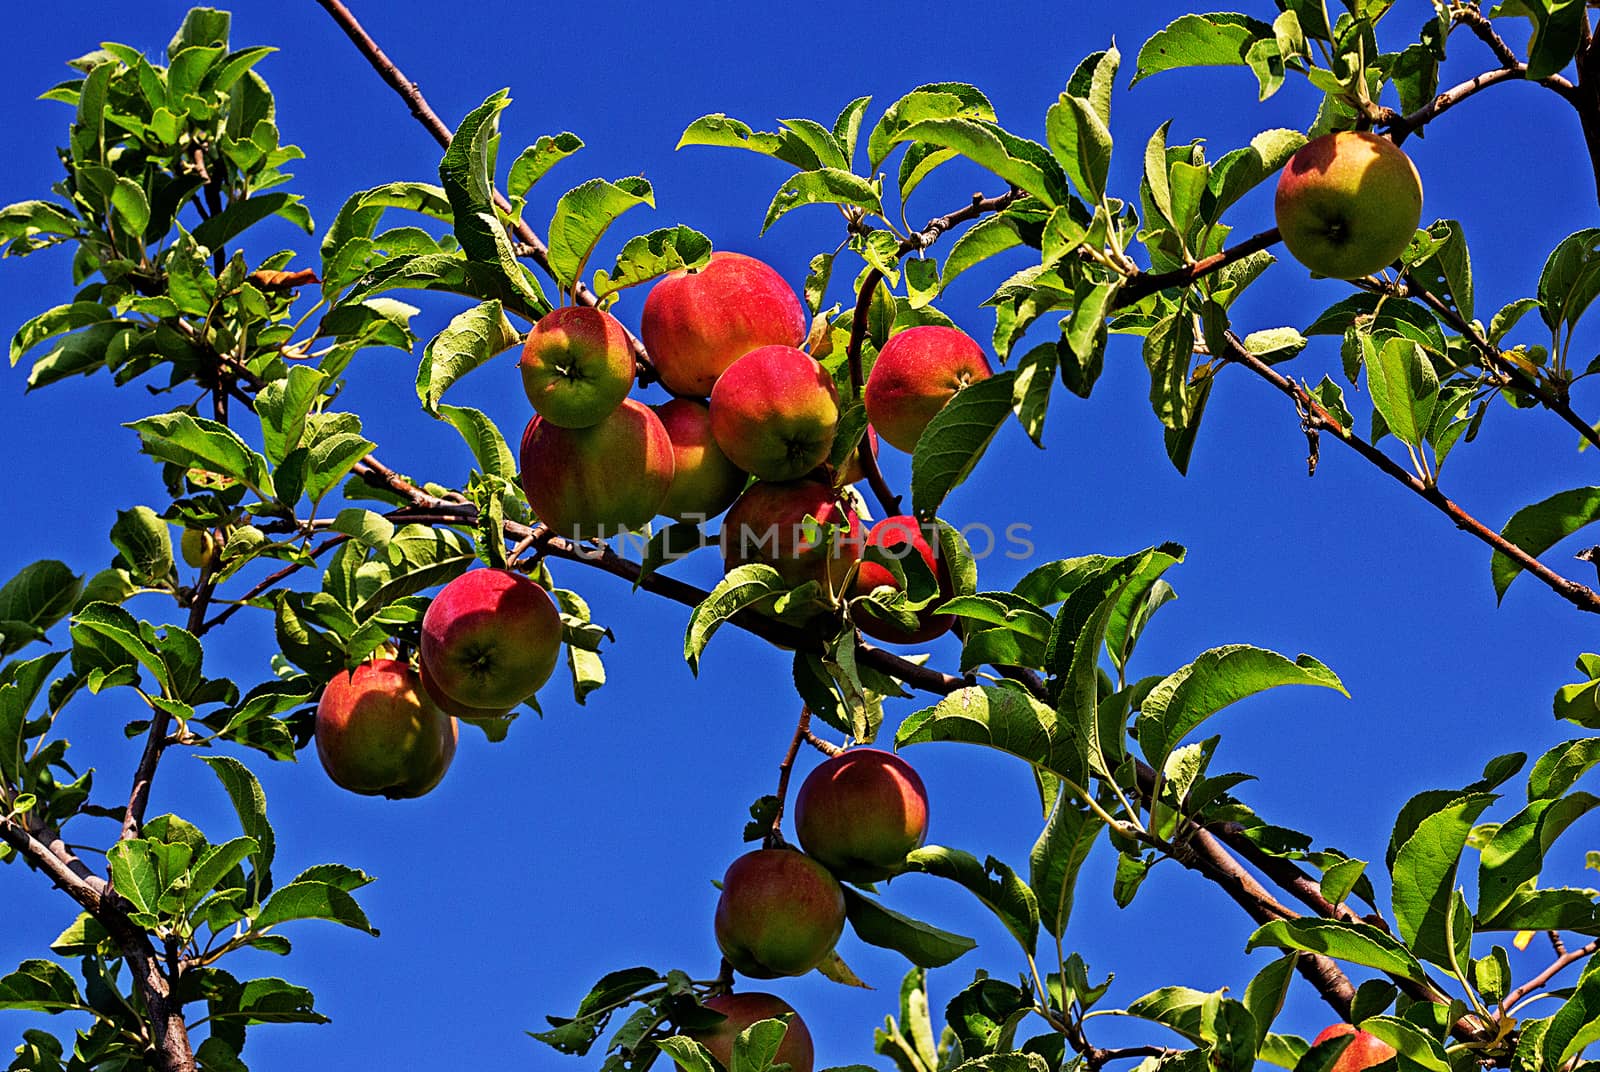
xmin=1218 ymin=330 xmax=1600 ymax=615
xmin=1501 ymin=939 xmax=1598 ymax=1012
xmin=1114 ymin=229 xmax=1281 ymax=309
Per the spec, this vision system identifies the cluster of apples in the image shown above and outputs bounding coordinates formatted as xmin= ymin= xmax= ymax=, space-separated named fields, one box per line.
xmin=681 ymin=748 xmax=929 ymax=1071
xmin=314 ymin=568 xmax=564 ymax=797
xmin=517 ymin=250 xmax=993 ymax=636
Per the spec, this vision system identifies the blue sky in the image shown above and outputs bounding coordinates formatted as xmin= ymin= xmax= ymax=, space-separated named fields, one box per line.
xmin=3 ymin=1 xmax=1599 ymax=1069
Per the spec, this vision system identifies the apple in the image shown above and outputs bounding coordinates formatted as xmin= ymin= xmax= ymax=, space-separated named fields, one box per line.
xmin=1309 ymin=1025 xmax=1397 ymax=1072
xmin=714 ymin=848 xmax=845 ymax=978
xmin=850 ymin=515 xmax=955 ymax=645
xmin=520 ymin=398 xmax=676 ymax=539
xmin=420 ymin=568 xmax=563 ymax=710
xmin=864 ymin=325 xmax=994 ymax=453
xmin=686 ymin=993 xmax=814 ymax=1072
xmin=720 ymin=479 xmax=862 ymax=592
xmin=518 ymin=305 xmax=636 ymax=428
xmin=795 ymin=749 xmax=929 ymax=883
xmin=1274 ymin=130 xmax=1423 ymax=279
xmin=640 ymin=251 xmax=808 ymax=396
xmin=653 ymin=398 xmax=747 ymax=522
xmin=710 ymin=345 xmax=840 ymax=481
xmin=837 ymin=426 xmax=880 ymax=487
xmin=314 ymin=659 xmax=458 ymax=799
xmin=179 ymin=528 xmax=215 ymax=569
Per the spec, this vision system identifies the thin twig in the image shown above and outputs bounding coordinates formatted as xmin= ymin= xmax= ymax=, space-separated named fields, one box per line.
xmin=1114 ymin=229 xmax=1282 ymax=309
xmin=766 ymin=707 xmax=813 ymax=847
xmin=1501 ymin=940 xmax=1598 ymax=1012
xmin=1219 ymin=331 xmax=1600 ymax=615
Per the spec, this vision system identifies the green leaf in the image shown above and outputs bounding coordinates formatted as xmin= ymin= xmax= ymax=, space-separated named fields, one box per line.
xmin=677 ymin=113 xmax=826 ymax=170
xmin=436 ymin=404 xmax=518 ymax=482
xmin=890 ymin=118 xmax=1068 ymax=207
xmin=592 ymin=225 xmax=712 ymax=298
xmin=255 ymin=880 xmax=377 ymax=934
xmin=1045 ymin=94 xmax=1113 ymax=201
xmin=1537 ymin=228 xmax=1600 ymax=335
xmin=1492 ymin=486 xmax=1600 ymax=601
xmin=1133 ymin=14 xmax=1277 ymax=85
xmin=438 ymin=90 xmax=549 ymax=318
xmin=126 ymin=412 xmax=273 ymax=497
xmin=1364 ymin=336 xmax=1438 ymax=450
xmin=910 ymin=370 xmax=1017 ymax=518
xmin=842 ymin=886 xmax=977 ymax=968
xmin=0 ymin=561 xmax=81 ymax=657
xmin=1544 ymin=953 xmax=1600 ymax=1070
xmin=1204 ymin=129 xmax=1307 ymax=223
xmin=1389 ymin=792 xmax=1496 ymax=966
xmin=0 ymin=960 xmax=84 ymax=1013
xmin=547 ymin=176 xmax=655 ymax=291
xmin=763 ymin=168 xmax=883 ymax=234
xmin=69 ymin=602 xmax=167 ymax=691
xmin=192 ymin=192 xmax=312 ymax=250
xmin=898 ymin=685 xmax=1086 ymax=789
xmin=1245 ymin=918 xmax=1431 ymax=985
xmin=683 ymin=565 xmax=787 ymax=673
xmin=415 ymin=299 xmax=519 ymax=415
xmin=1137 ymin=646 xmax=1347 ymax=770
xmin=184 ymin=836 xmax=259 ymax=911
xmin=1355 ymin=1017 xmax=1448 ymax=1072
xmin=1407 ymin=220 xmax=1473 ymax=322
xmin=1479 ymin=793 xmax=1600 ymax=921
xmin=9 ymin=302 xmax=120 ymax=368
xmin=902 ymin=845 xmax=1040 ymax=956
xmin=1030 ymin=788 xmax=1105 ymax=938
xmin=110 ymin=506 xmax=174 ymax=586
xmin=1529 ymin=738 xmax=1600 ymax=801
xmin=866 ymin=83 xmax=996 ymax=172
xmin=255 ymin=366 xmax=327 ymax=463
xmin=199 ymin=754 xmax=275 ymax=898
xmin=0 ymin=200 xmax=81 ymax=256
xmin=507 ymin=132 xmax=584 ymax=200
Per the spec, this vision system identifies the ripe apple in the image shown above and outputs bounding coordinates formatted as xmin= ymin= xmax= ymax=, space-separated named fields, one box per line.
xmin=714 ymin=848 xmax=845 ymax=978
xmin=710 ymin=345 xmax=840 ymax=481
xmin=520 ymin=398 xmax=675 ymax=539
xmin=686 ymin=993 xmax=814 ymax=1072
xmin=640 ymin=251 xmax=808 ymax=397
xmin=1274 ymin=130 xmax=1423 ymax=279
xmin=720 ymin=479 xmax=862 ymax=592
xmin=518 ymin=305 xmax=636 ymax=428
xmin=420 ymin=568 xmax=563 ymax=710
xmin=795 ymin=748 xmax=929 ymax=882
xmin=850 ymin=515 xmax=955 ymax=645
xmin=864 ymin=325 xmax=994 ymax=453
xmin=653 ymin=398 xmax=747 ymax=522
xmin=1309 ymin=1025 xmax=1397 ymax=1072
xmin=314 ymin=659 xmax=458 ymax=799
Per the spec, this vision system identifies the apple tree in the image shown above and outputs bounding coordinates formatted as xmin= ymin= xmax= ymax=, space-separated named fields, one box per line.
xmin=3 ymin=3 xmax=1600 ymax=1072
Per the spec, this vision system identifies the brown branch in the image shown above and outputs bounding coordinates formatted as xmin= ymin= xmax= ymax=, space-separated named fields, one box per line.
xmin=1219 ymin=330 xmax=1600 ymax=615
xmin=1501 ymin=939 xmax=1599 ymax=1012
xmin=1114 ymin=229 xmax=1282 ymax=309
xmin=202 ymin=535 xmax=351 ymax=632
xmin=766 ymin=707 xmax=813 ymax=847
xmin=803 ymin=727 xmax=845 ymax=757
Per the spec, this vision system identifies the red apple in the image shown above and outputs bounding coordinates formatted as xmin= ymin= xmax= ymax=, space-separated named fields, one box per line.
xmin=686 ymin=993 xmax=814 ymax=1072
xmin=795 ymin=749 xmax=929 ymax=883
xmin=1310 ymin=1025 xmax=1397 ymax=1072
xmin=520 ymin=398 xmax=676 ymax=539
xmin=1275 ymin=131 xmax=1423 ymax=279
xmin=519 ymin=305 xmax=636 ymax=428
xmin=714 ymin=848 xmax=845 ymax=978
xmin=653 ymin=398 xmax=747 ymax=522
xmin=420 ymin=568 xmax=563 ymax=709
xmin=850 ymin=515 xmax=955 ymax=645
xmin=640 ymin=251 xmax=808 ymax=396
xmin=315 ymin=659 xmax=458 ymax=799
xmin=720 ymin=479 xmax=862 ymax=592
xmin=864 ymin=325 xmax=994 ymax=453
xmin=709 ymin=346 xmax=840 ymax=482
